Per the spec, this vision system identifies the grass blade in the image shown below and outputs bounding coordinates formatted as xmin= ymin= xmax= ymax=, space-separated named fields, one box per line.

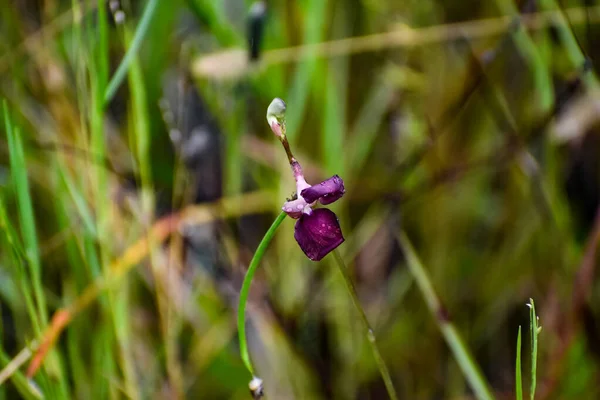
xmin=397 ymin=231 xmax=495 ymax=400
xmin=331 ymin=250 xmax=399 ymax=400
xmin=284 ymin=0 xmax=328 ymax=143
xmin=3 ymin=103 xmax=47 ymax=331
xmin=104 ymin=0 xmax=160 ymax=106
xmin=516 ymin=326 xmax=523 ymax=400
xmin=528 ymin=299 xmax=540 ymax=400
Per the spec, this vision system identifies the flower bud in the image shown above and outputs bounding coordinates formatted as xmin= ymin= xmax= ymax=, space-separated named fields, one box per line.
xmin=266 ymin=98 xmax=286 ymax=138
xmin=249 ymin=376 xmax=264 ymax=398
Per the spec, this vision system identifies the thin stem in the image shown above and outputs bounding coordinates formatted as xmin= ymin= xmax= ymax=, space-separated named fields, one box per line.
xmin=397 ymin=231 xmax=495 ymax=400
xmin=516 ymin=326 xmax=523 ymax=400
xmin=238 ymin=211 xmax=287 ymax=376
xmin=332 ymin=249 xmax=399 ymax=400
xmin=279 ymin=135 xmax=296 ymax=165
xmin=103 ymin=0 xmax=160 ymax=107
xmin=528 ymin=298 xmax=539 ymax=400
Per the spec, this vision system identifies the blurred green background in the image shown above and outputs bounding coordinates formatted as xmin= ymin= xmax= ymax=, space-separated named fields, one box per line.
xmin=1 ymin=0 xmax=600 ymax=399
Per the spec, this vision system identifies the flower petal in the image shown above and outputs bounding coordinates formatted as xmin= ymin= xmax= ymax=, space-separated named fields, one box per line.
xmin=300 ymin=175 xmax=345 ymax=205
xmin=294 ymin=208 xmax=344 ymax=261
xmin=282 ymin=198 xmax=308 ymax=219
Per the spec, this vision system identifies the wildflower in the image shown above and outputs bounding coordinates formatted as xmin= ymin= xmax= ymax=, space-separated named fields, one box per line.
xmin=267 ymin=98 xmax=345 ymax=261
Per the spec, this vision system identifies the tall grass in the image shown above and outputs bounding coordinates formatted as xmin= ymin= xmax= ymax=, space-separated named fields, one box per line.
xmin=515 ymin=299 xmax=541 ymax=400
xmin=0 ymin=0 xmax=599 ymax=399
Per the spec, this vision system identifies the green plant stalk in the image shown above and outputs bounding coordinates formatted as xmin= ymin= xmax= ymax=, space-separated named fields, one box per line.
xmin=238 ymin=211 xmax=287 ymax=376
xmin=224 ymin=95 xmax=243 ymax=196
xmin=284 ymin=0 xmax=328 ymax=144
xmin=347 ymin=83 xmax=395 ymax=182
xmin=3 ymin=104 xmax=46 ymax=332
xmin=529 ymin=299 xmax=539 ymax=400
xmin=0 ymin=193 xmax=38 ymax=337
xmin=5 ymin=108 xmax=69 ymax=399
xmin=332 ymin=250 xmax=399 ymax=400
xmin=184 ymin=0 xmax=240 ymax=46
xmin=537 ymin=0 xmax=598 ymax=89
xmin=495 ymin=0 xmax=553 ymax=114
xmin=90 ymin=1 xmax=120 ymax=396
xmin=397 ymin=231 xmax=494 ymax=400
xmin=516 ymin=326 xmax=523 ymax=400
xmin=103 ymin=0 xmax=160 ymax=106
xmin=123 ymin=24 xmax=155 ymax=399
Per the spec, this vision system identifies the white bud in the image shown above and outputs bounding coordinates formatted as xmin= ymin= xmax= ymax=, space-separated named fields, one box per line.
xmin=249 ymin=376 xmax=264 ymax=398
xmin=266 ymin=98 xmax=286 ymax=127
xmin=114 ymin=10 xmax=126 ymax=24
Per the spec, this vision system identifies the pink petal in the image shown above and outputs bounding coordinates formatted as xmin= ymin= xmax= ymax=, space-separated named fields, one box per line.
xmin=282 ymin=198 xmax=308 ymax=219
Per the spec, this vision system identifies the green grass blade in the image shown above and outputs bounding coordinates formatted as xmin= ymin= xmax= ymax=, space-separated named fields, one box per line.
xmin=529 ymin=299 xmax=540 ymax=400
xmin=516 ymin=326 xmax=523 ymax=400
xmin=0 ymin=194 xmax=39 ymax=336
xmin=104 ymin=0 xmax=160 ymax=106
xmin=347 ymin=82 xmax=395 ymax=180
xmin=185 ymin=0 xmax=240 ymax=46
xmin=322 ymin=2 xmax=349 ymax=176
xmin=284 ymin=0 xmax=328 ymax=143
xmin=3 ymin=103 xmax=47 ymax=331
xmin=331 ymin=250 xmax=399 ymax=400
xmin=323 ymin=57 xmax=347 ymax=176
xmin=495 ymin=0 xmax=554 ymax=114
xmin=441 ymin=325 xmax=495 ymax=400
xmin=537 ymin=0 xmax=598 ymax=88
xmin=397 ymin=231 xmax=495 ymax=400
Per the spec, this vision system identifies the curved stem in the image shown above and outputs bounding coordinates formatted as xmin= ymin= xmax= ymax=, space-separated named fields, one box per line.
xmin=238 ymin=211 xmax=287 ymax=376
xmin=332 ymin=249 xmax=399 ymax=400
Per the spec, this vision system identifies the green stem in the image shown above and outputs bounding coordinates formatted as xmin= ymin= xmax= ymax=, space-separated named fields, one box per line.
xmin=516 ymin=326 xmax=523 ymax=400
xmin=103 ymin=0 xmax=160 ymax=107
xmin=529 ymin=299 xmax=539 ymax=400
xmin=238 ymin=211 xmax=287 ymax=376
xmin=397 ymin=231 xmax=495 ymax=400
xmin=332 ymin=249 xmax=399 ymax=400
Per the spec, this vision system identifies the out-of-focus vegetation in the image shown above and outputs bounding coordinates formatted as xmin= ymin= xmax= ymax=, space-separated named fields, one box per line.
xmin=1 ymin=0 xmax=600 ymax=398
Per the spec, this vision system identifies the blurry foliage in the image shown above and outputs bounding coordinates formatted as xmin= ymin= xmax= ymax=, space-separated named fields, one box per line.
xmin=0 ymin=0 xmax=600 ymax=399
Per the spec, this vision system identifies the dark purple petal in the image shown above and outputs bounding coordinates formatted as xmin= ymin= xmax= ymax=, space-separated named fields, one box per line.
xmin=300 ymin=175 xmax=345 ymax=205
xmin=294 ymin=208 xmax=344 ymax=261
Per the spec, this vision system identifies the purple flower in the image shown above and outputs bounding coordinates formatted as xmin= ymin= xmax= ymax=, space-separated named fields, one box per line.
xmin=267 ymin=97 xmax=346 ymax=261
xmin=282 ymin=174 xmax=346 ymax=261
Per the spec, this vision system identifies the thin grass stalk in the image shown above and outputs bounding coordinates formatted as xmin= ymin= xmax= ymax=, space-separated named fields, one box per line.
xmin=331 ymin=249 xmax=399 ymax=400
xmin=0 ymin=194 xmax=39 ymax=339
xmin=397 ymin=231 xmax=494 ymax=400
xmin=516 ymin=326 xmax=523 ymax=400
xmin=494 ymin=0 xmax=554 ymax=114
xmin=193 ymin=6 xmax=600 ymax=80
xmin=528 ymin=299 xmax=540 ymax=400
xmin=103 ymin=0 xmax=160 ymax=106
xmin=238 ymin=211 xmax=287 ymax=377
xmin=284 ymin=0 xmax=328 ymax=143
xmin=124 ymin=22 xmax=159 ymax=399
xmin=0 ymin=347 xmax=41 ymax=400
xmin=3 ymin=105 xmax=46 ymax=331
